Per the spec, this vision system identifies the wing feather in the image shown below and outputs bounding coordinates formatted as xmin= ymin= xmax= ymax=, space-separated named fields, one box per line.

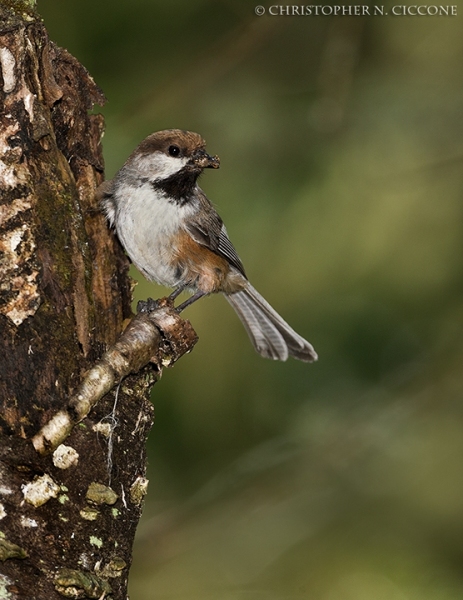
xmin=185 ymin=188 xmax=246 ymax=277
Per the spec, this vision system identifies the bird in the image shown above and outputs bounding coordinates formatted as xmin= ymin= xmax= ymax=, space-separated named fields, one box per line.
xmin=97 ymin=129 xmax=317 ymax=363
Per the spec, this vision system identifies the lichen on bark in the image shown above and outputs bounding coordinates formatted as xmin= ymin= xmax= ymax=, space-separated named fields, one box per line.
xmin=0 ymin=4 xmax=185 ymax=598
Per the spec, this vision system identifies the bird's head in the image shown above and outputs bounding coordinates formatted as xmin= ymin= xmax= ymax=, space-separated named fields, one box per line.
xmin=128 ymin=129 xmax=220 ymax=181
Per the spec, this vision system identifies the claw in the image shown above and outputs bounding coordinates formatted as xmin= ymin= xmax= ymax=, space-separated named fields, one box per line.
xmin=137 ymin=297 xmax=160 ymax=313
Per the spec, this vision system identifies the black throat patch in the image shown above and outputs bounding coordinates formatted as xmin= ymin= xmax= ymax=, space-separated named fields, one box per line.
xmin=151 ymin=167 xmax=200 ymax=205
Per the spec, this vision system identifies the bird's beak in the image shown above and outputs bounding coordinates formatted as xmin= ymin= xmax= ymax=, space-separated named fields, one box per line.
xmin=191 ymin=150 xmax=220 ymax=169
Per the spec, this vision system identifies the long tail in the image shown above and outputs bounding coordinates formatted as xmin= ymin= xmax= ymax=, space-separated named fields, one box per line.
xmin=225 ymin=282 xmax=318 ymax=362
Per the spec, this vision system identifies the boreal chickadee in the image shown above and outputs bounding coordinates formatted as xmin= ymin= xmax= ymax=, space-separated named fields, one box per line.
xmin=98 ymin=129 xmax=317 ymax=362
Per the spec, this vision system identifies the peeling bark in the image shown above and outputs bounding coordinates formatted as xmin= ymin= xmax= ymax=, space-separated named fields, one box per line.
xmin=0 ymin=4 xmax=196 ymax=598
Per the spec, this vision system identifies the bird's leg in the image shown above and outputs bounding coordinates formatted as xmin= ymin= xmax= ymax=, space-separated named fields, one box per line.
xmin=168 ymin=286 xmax=186 ymax=302
xmin=137 ymin=286 xmax=186 ymax=313
xmin=138 ymin=287 xmax=205 ymax=314
xmin=175 ymin=291 xmax=207 ymax=313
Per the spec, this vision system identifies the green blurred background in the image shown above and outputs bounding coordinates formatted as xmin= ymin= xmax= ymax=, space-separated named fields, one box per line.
xmin=40 ymin=1 xmax=463 ymax=598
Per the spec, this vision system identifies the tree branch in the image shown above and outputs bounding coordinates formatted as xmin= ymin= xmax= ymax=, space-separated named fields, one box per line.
xmin=32 ymin=301 xmax=198 ymax=455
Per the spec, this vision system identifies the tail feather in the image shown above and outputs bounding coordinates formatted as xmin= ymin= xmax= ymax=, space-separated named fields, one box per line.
xmin=225 ymin=283 xmax=318 ymax=363
xmin=232 ymin=291 xmax=289 ymax=361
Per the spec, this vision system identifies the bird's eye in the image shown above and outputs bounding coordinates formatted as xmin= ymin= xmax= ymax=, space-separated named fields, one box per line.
xmin=168 ymin=145 xmax=181 ymax=157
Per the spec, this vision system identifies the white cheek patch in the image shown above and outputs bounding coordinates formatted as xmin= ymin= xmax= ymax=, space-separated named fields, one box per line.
xmin=134 ymin=152 xmax=188 ymax=180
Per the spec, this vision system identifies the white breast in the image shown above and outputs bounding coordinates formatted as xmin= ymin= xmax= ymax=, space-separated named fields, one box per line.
xmin=114 ymin=181 xmax=194 ymax=288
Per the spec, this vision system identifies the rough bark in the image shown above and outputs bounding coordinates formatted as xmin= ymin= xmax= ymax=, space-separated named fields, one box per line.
xmin=0 ymin=4 xmax=196 ymax=598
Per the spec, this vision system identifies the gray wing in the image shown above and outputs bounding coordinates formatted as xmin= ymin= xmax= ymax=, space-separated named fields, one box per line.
xmin=186 ymin=189 xmax=247 ymax=278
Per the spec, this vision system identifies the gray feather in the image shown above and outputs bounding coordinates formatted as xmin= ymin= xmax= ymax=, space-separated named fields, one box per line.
xmin=226 ymin=282 xmax=318 ymax=362
xmin=186 ymin=189 xmax=246 ymax=277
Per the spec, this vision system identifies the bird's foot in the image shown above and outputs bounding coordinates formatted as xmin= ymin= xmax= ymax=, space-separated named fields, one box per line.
xmin=137 ymin=297 xmax=160 ymax=313
xmin=137 ymin=296 xmax=177 ymax=314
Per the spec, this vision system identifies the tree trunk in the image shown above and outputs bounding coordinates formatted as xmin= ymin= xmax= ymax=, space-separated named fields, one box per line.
xmin=0 ymin=4 xmax=195 ymax=598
